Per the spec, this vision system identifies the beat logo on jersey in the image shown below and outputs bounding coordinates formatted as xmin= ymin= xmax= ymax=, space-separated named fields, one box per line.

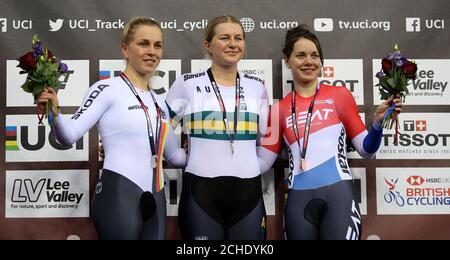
xmin=282 ymin=59 xmax=364 ymax=105
xmin=376 ymin=168 xmax=450 ymax=215
xmin=191 ymin=59 xmax=274 ymax=103
xmin=5 ymin=115 xmax=88 ymax=162
xmin=285 ymin=108 xmax=335 ymax=129
xmin=5 ymin=170 xmax=89 ymax=218
xmin=6 ymin=60 xmax=89 ymax=107
xmin=377 ymin=113 xmax=450 ymax=159
xmin=373 ymin=59 xmax=450 ymax=105
xmin=99 ymin=59 xmax=181 ymax=99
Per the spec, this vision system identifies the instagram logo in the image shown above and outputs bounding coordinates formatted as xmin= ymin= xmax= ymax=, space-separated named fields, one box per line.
xmin=0 ymin=18 xmax=7 ymax=32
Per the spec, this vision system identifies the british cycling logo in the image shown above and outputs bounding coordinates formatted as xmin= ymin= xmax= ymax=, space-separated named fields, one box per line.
xmin=384 ymin=177 xmax=405 ymax=207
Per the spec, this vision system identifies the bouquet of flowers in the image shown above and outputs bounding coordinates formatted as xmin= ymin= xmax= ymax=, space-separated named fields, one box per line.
xmin=16 ymin=34 xmax=68 ymax=124
xmin=375 ymin=44 xmax=417 ymax=144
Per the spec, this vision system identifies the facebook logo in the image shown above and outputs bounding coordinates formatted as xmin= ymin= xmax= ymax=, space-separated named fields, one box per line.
xmin=406 ymin=18 xmax=421 ymax=32
xmin=0 ymin=18 xmax=7 ymax=32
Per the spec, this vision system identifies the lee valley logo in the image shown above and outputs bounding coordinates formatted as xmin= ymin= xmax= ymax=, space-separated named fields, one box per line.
xmin=373 ymin=59 xmax=450 ymax=105
xmin=6 ymin=170 xmax=89 ymax=218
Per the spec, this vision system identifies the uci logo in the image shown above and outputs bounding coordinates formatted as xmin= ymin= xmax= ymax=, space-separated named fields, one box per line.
xmin=6 ymin=125 xmax=83 ymax=151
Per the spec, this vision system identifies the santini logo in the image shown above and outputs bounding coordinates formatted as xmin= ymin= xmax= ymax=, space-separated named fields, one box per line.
xmin=49 ymin=19 xmax=64 ymax=32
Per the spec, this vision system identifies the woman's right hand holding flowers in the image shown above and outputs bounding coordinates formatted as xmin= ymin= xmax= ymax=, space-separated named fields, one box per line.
xmin=36 ymin=87 xmax=60 ymax=117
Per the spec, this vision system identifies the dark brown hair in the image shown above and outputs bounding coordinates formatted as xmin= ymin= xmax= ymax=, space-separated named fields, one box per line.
xmin=283 ymin=24 xmax=323 ymax=65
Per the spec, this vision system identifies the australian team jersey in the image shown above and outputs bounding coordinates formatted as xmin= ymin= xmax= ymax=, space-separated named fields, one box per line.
xmin=166 ymin=70 xmax=269 ymax=178
xmin=52 ymin=76 xmax=186 ymax=193
xmin=259 ymin=84 xmax=376 ymax=190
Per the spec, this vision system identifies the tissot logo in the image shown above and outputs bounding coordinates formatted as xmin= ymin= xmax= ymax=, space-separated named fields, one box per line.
xmin=283 ymin=59 xmax=364 ymax=105
xmin=404 ymin=120 xmax=427 ymax=132
xmin=407 ymin=176 xmax=424 ymax=186
xmin=378 ymin=113 xmax=450 ymax=160
xmin=322 ymin=66 xmax=334 ymax=77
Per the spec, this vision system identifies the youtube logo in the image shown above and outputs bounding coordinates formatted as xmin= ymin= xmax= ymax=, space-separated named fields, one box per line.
xmin=314 ymin=18 xmax=333 ymax=32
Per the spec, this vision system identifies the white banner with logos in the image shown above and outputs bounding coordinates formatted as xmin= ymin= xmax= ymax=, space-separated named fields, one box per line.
xmin=377 ymin=167 xmax=450 ymax=215
xmin=5 ymin=170 xmax=90 ymax=218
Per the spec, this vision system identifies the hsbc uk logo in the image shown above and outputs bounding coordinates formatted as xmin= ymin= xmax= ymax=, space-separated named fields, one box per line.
xmin=407 ymin=176 xmax=425 ymax=186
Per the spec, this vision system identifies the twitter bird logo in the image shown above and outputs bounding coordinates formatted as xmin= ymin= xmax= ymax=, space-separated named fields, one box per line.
xmin=49 ymin=19 xmax=64 ymax=31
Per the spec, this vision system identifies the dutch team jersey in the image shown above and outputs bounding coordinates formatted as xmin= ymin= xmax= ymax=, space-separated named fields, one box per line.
xmin=52 ymin=76 xmax=186 ymax=193
xmin=260 ymin=84 xmax=372 ymax=190
xmin=166 ymin=70 xmax=269 ymax=178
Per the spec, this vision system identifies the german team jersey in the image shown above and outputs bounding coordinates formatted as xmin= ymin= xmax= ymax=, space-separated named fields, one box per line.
xmin=52 ymin=76 xmax=186 ymax=193
xmin=261 ymin=84 xmax=370 ymax=190
xmin=166 ymin=70 xmax=269 ymax=178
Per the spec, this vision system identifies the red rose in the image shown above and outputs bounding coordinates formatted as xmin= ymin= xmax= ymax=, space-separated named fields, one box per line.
xmin=17 ymin=52 xmax=37 ymax=72
xmin=381 ymin=58 xmax=392 ymax=74
xmin=403 ymin=60 xmax=418 ymax=79
xmin=47 ymin=49 xmax=56 ymax=63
